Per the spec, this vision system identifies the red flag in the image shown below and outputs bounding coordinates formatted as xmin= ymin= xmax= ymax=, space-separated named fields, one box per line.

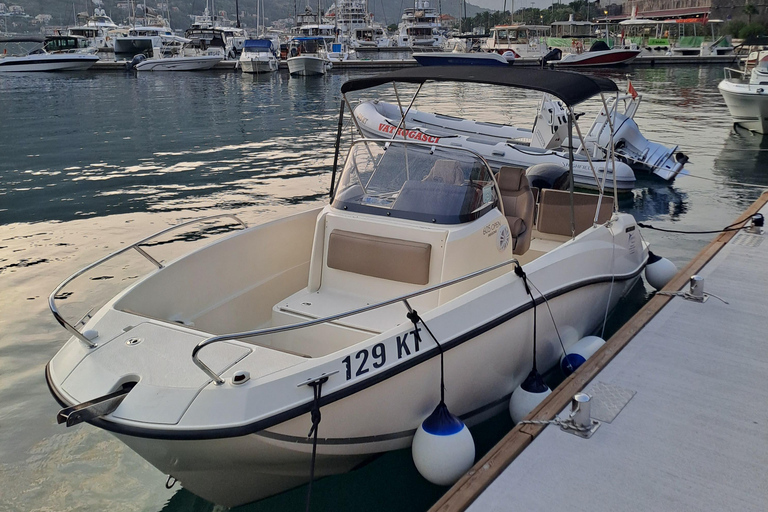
xmin=628 ymin=80 xmax=638 ymax=99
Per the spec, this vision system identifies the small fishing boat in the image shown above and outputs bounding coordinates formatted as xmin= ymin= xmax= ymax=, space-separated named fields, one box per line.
xmin=286 ymin=37 xmax=332 ymax=75
xmin=239 ymin=38 xmax=279 ymax=73
xmin=0 ymin=36 xmax=99 ymax=72
xmin=719 ymin=44 xmax=768 ymax=134
xmin=47 ymin=66 xmax=664 ymax=508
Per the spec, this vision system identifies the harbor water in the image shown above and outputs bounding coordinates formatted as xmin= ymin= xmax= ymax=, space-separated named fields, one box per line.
xmin=1 ymin=65 xmax=767 ymax=512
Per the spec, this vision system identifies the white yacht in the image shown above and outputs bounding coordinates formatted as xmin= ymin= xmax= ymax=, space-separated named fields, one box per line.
xmin=47 ymin=67 xmax=660 ymax=508
xmin=113 ymin=24 xmax=182 ymax=58
xmin=330 ymin=0 xmax=391 ymax=48
xmin=65 ymin=8 xmax=123 ymax=52
xmin=396 ymin=0 xmax=444 ymax=47
xmin=185 ymin=6 xmax=247 ymax=60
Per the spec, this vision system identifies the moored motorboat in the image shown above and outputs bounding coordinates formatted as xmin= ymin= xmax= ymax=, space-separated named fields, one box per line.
xmin=47 ymin=66 xmax=657 ymax=508
xmin=0 ymin=38 xmax=99 ymax=72
xmin=553 ymin=40 xmax=641 ymax=67
xmin=286 ymin=37 xmax=332 ymax=76
xmin=133 ymin=52 xmax=223 ymax=71
xmin=239 ymin=38 xmax=279 ymax=73
xmin=719 ymin=53 xmax=768 ymax=134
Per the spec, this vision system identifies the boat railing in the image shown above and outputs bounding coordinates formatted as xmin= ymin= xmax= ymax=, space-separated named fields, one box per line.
xmin=724 ymin=67 xmax=747 ymax=81
xmin=192 ymin=258 xmax=520 ymax=384
xmin=49 ymin=214 xmax=248 ymax=349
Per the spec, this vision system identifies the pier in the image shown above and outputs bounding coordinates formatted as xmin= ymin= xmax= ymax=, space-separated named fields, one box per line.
xmin=90 ymin=53 xmax=738 ymax=72
xmin=431 ymin=191 xmax=768 ymax=512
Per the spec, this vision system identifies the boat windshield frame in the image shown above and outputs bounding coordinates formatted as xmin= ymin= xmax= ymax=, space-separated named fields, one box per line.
xmin=332 ymin=139 xmax=500 ymax=225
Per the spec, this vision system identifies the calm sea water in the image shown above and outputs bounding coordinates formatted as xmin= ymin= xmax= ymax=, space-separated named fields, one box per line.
xmin=1 ymin=65 xmax=767 ymax=512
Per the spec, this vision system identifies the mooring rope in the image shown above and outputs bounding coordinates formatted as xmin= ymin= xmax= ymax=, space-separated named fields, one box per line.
xmin=305 ymin=376 xmax=328 ymax=512
xmin=637 ymin=219 xmax=746 ymax=235
xmin=405 ymin=300 xmax=445 ymax=403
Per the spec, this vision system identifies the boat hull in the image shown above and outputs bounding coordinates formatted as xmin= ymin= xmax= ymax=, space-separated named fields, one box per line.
xmin=413 ymin=52 xmax=510 ymax=67
xmin=718 ymin=79 xmax=768 ymax=134
xmin=554 ymin=49 xmax=641 ymax=67
xmin=0 ymin=54 xmax=99 ymax=72
xmin=287 ymin=56 xmax=329 ymax=75
xmin=134 ymin=55 xmax=222 ymax=71
xmin=240 ymin=57 xmax=278 ymax=73
xmin=46 ymin=206 xmax=646 ymax=507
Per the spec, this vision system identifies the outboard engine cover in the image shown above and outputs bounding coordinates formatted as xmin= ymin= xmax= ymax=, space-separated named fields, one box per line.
xmin=540 ymin=47 xmax=562 ymax=67
xmin=526 ymin=163 xmax=570 ymax=190
xmin=531 ymin=94 xmax=569 ymax=150
xmin=126 ymin=54 xmax=146 ymax=70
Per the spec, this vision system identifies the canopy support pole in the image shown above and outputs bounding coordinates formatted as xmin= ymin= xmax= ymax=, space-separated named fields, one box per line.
xmin=330 ymin=98 xmax=346 ymax=199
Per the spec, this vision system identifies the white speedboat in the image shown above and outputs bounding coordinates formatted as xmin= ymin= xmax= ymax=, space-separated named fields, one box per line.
xmin=719 ymin=55 xmax=768 ymax=134
xmin=133 ymin=53 xmax=222 ymax=71
xmin=287 ymin=37 xmax=332 ymax=75
xmin=239 ymin=38 xmax=279 ymax=73
xmin=0 ymin=42 xmax=99 ymax=72
xmin=47 ymin=67 xmax=655 ymax=508
xmin=553 ymin=40 xmax=641 ymax=67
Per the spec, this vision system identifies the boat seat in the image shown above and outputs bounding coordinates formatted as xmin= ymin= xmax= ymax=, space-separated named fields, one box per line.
xmin=498 ymin=166 xmax=535 ymax=255
xmin=536 ymin=188 xmax=614 ymax=238
xmin=327 ymin=230 xmax=431 ymax=285
xmin=392 ymin=180 xmax=476 ymax=218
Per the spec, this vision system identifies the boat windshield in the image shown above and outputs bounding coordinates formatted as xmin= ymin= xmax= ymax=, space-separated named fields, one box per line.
xmin=756 ymin=56 xmax=768 ymax=74
xmin=332 ymin=140 xmax=498 ymax=224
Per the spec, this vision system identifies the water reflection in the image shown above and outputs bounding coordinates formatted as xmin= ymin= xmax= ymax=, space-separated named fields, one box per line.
xmin=713 ymin=128 xmax=768 ymax=188
xmin=618 ymin=177 xmax=688 ymax=221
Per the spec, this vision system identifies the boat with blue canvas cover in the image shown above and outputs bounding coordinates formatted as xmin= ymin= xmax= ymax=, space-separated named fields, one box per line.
xmin=239 ymin=38 xmax=279 ymax=73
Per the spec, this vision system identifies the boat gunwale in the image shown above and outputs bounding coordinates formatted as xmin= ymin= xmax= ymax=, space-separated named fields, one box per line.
xmin=45 ymin=248 xmax=647 ymax=441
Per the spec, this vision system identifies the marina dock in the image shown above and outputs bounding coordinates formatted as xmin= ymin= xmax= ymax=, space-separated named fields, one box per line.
xmin=431 ymin=191 xmax=768 ymax=511
xmin=90 ymin=53 xmax=738 ymax=72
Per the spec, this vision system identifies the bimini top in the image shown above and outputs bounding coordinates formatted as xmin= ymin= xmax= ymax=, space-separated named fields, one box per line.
xmin=340 ymin=66 xmax=619 ymax=106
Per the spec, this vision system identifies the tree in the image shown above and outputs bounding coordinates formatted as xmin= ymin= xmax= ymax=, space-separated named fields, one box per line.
xmin=744 ymin=3 xmax=758 ymax=24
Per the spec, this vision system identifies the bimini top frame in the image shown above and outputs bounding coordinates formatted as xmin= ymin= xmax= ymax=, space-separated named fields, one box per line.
xmin=334 ymin=66 xmax=623 ymax=234
xmin=339 ymin=66 xmax=619 ymax=107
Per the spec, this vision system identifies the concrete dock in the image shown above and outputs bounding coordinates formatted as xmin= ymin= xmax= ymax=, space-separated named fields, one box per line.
xmin=91 ymin=53 xmax=738 ymax=72
xmin=431 ymin=191 xmax=768 ymax=511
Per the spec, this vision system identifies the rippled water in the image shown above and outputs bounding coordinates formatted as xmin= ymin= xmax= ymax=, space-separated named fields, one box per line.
xmin=1 ymin=66 xmax=767 ymax=512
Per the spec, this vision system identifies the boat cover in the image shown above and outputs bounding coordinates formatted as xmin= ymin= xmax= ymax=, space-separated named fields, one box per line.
xmin=244 ymin=39 xmax=274 ymax=48
xmin=340 ymin=66 xmax=619 ymax=106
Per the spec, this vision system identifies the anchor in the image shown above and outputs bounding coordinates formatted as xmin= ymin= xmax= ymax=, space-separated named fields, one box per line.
xmin=57 ymin=383 xmax=135 ymax=427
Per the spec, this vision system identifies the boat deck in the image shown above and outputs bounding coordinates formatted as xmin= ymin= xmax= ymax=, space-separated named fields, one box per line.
xmin=431 ymin=191 xmax=768 ymax=512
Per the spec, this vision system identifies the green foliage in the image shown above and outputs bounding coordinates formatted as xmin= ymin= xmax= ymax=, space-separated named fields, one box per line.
xmin=725 ymin=21 xmax=747 ymax=38
xmin=739 ymin=22 xmax=767 ymax=39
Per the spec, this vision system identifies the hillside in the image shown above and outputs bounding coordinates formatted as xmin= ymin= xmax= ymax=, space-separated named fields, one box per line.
xmin=2 ymin=1 xmax=487 ymax=32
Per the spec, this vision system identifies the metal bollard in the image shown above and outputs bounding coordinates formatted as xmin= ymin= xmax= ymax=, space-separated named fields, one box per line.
xmin=689 ymin=275 xmax=705 ymax=300
xmin=569 ymin=393 xmax=592 ymax=430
